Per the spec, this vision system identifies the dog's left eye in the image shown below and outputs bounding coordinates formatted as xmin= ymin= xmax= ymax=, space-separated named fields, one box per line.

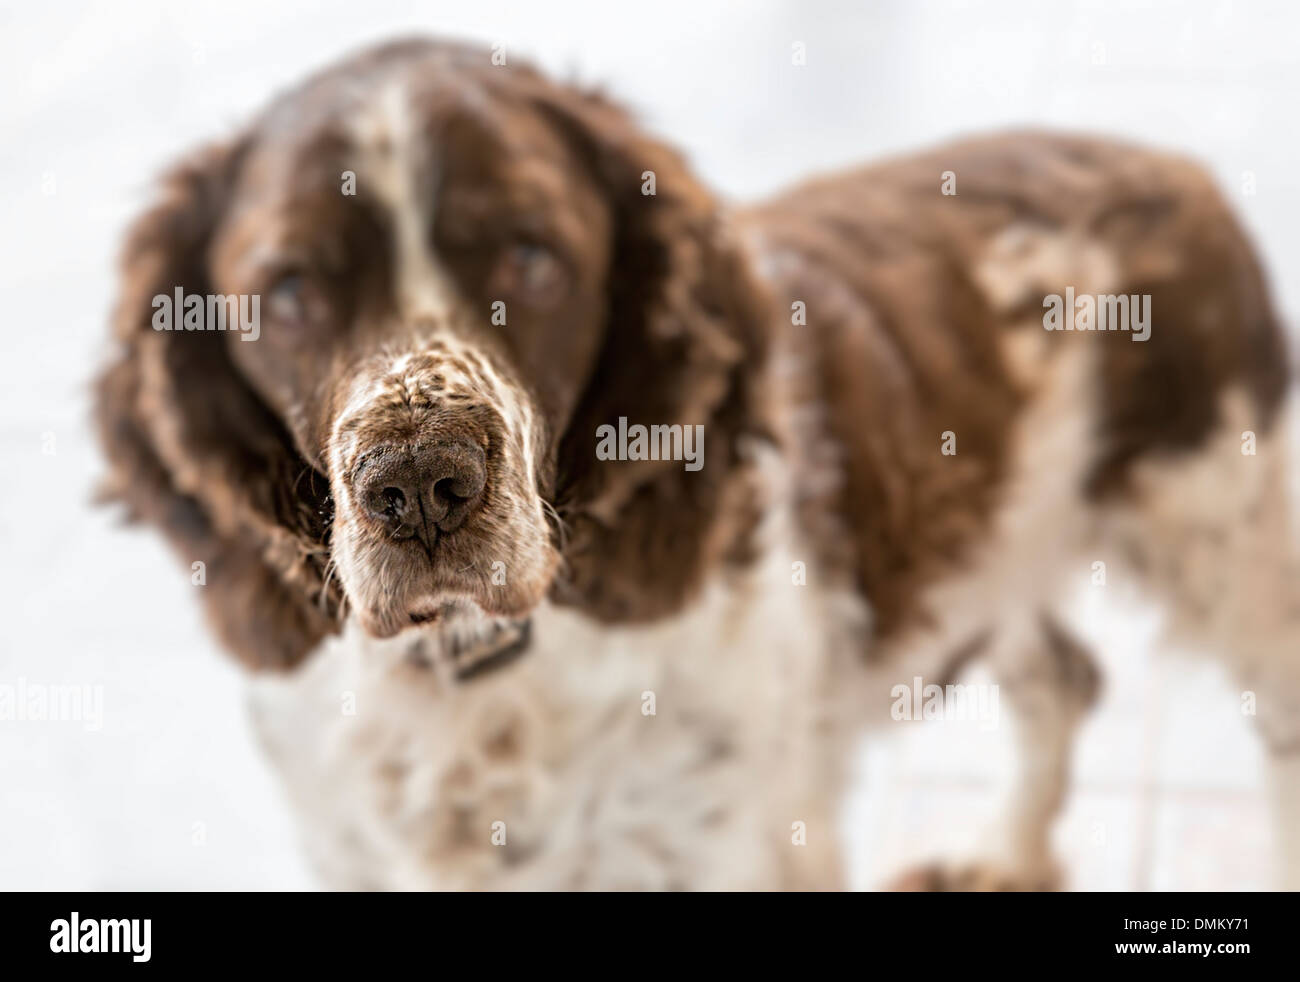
xmin=489 ymin=242 xmax=568 ymax=307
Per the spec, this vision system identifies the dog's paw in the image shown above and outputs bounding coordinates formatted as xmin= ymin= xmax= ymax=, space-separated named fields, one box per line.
xmin=885 ymin=858 xmax=1062 ymax=892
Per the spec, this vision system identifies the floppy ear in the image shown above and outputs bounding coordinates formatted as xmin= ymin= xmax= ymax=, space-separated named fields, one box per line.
xmin=530 ymin=88 xmax=776 ymax=622
xmin=95 ymin=139 xmax=341 ymax=669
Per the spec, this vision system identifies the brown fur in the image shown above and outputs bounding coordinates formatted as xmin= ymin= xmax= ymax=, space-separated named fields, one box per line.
xmin=95 ymin=40 xmax=770 ymax=667
xmin=95 ymin=41 xmax=1288 ymax=675
xmin=746 ymin=131 xmax=1290 ymax=641
xmin=96 ymin=139 xmax=339 ymax=668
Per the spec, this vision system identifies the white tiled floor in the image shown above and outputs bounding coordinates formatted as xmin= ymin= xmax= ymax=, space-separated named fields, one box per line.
xmin=850 ymin=588 xmax=1276 ymax=890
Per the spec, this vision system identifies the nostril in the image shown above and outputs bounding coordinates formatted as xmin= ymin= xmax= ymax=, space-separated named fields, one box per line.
xmin=361 ymin=477 xmax=417 ymax=538
xmin=432 ymin=474 xmax=476 ymax=504
xmin=380 ymin=487 xmax=406 ymax=516
xmin=426 ymin=442 xmax=488 ymax=531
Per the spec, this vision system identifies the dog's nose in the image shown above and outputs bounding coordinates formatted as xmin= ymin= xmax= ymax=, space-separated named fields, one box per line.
xmin=358 ymin=441 xmax=488 ymax=539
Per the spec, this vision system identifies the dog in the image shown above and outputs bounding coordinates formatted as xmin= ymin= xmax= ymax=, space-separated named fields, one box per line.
xmin=95 ymin=38 xmax=1300 ymax=889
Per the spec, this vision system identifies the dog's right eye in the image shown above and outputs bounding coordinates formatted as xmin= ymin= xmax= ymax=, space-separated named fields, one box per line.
xmin=266 ymin=272 xmax=329 ymax=330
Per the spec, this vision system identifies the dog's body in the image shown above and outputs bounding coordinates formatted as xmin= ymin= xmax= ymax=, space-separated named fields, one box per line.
xmin=98 ymin=41 xmax=1300 ymax=889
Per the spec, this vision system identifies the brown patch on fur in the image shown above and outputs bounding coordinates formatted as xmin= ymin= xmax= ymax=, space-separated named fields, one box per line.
xmin=95 ymin=140 xmax=339 ymax=669
xmin=510 ymin=75 xmax=776 ymax=623
xmin=744 ymin=131 xmax=1290 ymax=642
xmin=746 ymin=175 xmax=1024 ymax=641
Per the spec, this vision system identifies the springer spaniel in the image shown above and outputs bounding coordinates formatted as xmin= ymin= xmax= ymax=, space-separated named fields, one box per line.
xmin=96 ymin=38 xmax=1300 ymax=890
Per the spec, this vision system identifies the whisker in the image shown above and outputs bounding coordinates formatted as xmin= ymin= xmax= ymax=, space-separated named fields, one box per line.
xmin=318 ymin=555 xmax=339 ymax=610
xmin=541 ymin=497 xmax=569 ymax=551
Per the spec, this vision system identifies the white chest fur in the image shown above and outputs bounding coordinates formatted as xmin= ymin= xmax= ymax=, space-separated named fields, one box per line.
xmin=248 ymin=524 xmax=853 ymax=890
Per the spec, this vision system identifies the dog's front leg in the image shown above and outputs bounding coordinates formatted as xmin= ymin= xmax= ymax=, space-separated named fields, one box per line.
xmin=892 ymin=613 xmax=1100 ymax=891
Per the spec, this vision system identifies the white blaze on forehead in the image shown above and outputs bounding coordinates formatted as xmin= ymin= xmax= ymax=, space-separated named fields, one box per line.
xmin=349 ymin=82 xmax=457 ymax=322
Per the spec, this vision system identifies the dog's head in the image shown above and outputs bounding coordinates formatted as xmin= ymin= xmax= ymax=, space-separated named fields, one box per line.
xmin=96 ymin=39 xmax=771 ymax=670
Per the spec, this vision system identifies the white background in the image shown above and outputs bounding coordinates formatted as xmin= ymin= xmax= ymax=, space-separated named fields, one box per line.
xmin=1 ymin=0 xmax=1295 ymax=889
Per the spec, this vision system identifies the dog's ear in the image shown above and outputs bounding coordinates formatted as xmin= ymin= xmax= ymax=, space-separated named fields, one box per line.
xmin=525 ymin=85 xmax=775 ymax=621
xmin=95 ymin=139 xmax=340 ymax=669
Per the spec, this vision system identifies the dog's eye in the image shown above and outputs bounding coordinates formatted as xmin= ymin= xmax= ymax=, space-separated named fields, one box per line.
xmin=266 ymin=272 xmax=329 ymax=329
xmin=489 ymin=242 xmax=568 ymax=307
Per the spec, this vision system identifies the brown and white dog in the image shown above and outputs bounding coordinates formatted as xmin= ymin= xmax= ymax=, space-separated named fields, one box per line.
xmin=96 ymin=38 xmax=1300 ymax=890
